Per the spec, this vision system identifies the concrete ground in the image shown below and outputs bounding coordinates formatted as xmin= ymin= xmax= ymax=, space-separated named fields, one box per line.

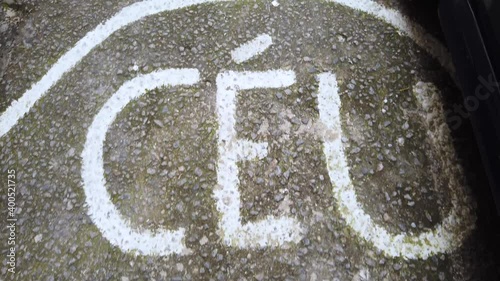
xmin=0 ymin=0 xmax=499 ymax=280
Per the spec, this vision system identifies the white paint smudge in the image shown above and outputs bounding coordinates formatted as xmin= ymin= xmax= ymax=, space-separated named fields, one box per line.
xmin=230 ymin=34 xmax=273 ymax=64
xmin=215 ymin=70 xmax=304 ymax=248
xmin=81 ymin=69 xmax=199 ymax=255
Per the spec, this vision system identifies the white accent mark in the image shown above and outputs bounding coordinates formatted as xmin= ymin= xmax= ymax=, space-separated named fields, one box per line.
xmin=81 ymin=69 xmax=199 ymax=255
xmin=231 ymin=34 xmax=273 ymax=64
xmin=215 ymin=70 xmax=304 ymax=248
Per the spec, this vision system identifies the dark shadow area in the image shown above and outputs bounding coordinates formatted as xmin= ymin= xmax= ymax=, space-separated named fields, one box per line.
xmin=374 ymin=0 xmax=500 ymax=279
xmin=374 ymin=0 xmax=445 ymax=41
xmin=448 ymin=102 xmax=500 ymax=281
xmin=382 ymin=0 xmax=500 ymax=280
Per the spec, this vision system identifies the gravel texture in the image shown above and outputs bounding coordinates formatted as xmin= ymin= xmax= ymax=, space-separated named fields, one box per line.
xmin=0 ymin=0 xmax=491 ymax=280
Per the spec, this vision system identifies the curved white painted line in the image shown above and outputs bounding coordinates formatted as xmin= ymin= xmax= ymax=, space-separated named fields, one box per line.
xmin=0 ymin=0 xmax=468 ymax=259
xmin=317 ymin=73 xmax=472 ymax=259
xmin=0 ymin=0 xmax=221 ymax=137
xmin=0 ymin=0 xmax=452 ymax=138
xmin=81 ymin=69 xmax=200 ymax=255
xmin=331 ymin=0 xmax=453 ymax=74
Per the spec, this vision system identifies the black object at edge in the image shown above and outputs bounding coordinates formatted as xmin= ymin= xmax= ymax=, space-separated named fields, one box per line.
xmin=439 ymin=0 xmax=500 ymax=214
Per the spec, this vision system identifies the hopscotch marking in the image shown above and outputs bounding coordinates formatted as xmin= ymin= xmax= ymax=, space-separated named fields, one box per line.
xmin=215 ymin=70 xmax=304 ymax=248
xmin=230 ymin=34 xmax=273 ymax=64
xmin=81 ymin=69 xmax=199 ymax=256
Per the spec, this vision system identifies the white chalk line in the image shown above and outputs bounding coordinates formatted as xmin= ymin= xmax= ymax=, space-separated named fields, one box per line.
xmin=81 ymin=69 xmax=199 ymax=256
xmin=231 ymin=34 xmax=273 ymax=64
xmin=215 ymin=70 xmax=304 ymax=248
